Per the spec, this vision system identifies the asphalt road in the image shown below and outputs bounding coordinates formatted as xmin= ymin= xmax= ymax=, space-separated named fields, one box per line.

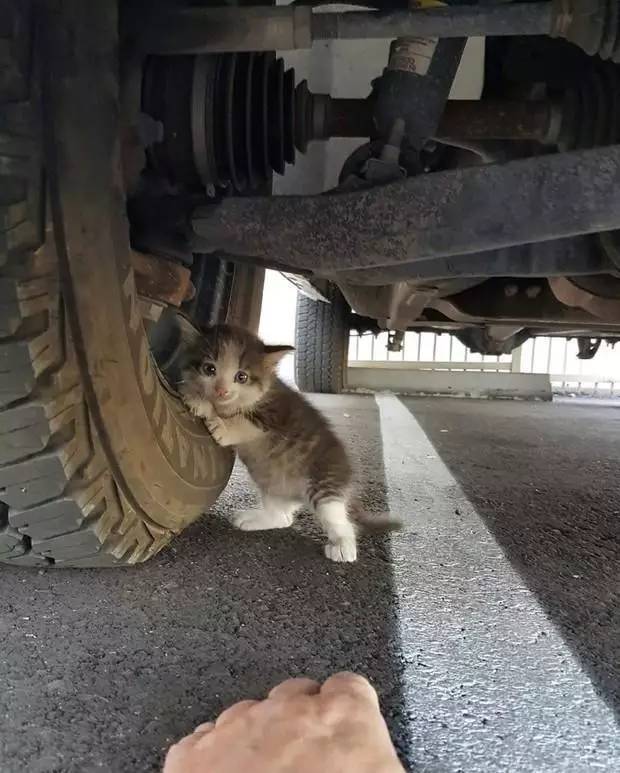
xmin=1 ymin=396 xmax=619 ymax=772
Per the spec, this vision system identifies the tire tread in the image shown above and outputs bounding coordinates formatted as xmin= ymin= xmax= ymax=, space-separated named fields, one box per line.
xmin=294 ymin=285 xmax=349 ymax=394
xmin=0 ymin=1 xmax=172 ymax=567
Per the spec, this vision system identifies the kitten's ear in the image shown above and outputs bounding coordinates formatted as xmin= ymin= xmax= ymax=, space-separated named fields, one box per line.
xmin=263 ymin=344 xmax=295 ymax=369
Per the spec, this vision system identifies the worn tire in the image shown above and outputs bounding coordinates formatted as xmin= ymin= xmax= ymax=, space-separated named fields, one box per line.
xmin=294 ymin=285 xmax=350 ymax=393
xmin=0 ymin=1 xmax=234 ymax=567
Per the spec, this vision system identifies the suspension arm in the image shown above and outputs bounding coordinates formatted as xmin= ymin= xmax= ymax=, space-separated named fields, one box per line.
xmin=191 ymin=145 xmax=620 ymax=274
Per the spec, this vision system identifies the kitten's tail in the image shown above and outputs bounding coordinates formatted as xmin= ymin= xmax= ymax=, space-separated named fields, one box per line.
xmin=347 ymin=498 xmax=403 ymax=534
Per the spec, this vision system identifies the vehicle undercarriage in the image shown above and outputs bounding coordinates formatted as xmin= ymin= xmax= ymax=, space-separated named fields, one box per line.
xmin=128 ymin=0 xmax=620 ymax=358
xmin=2 ymin=0 xmax=619 ymax=566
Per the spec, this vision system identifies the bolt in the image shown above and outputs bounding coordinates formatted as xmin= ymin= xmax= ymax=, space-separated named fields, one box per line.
xmin=504 ymin=283 xmax=518 ymax=298
xmin=526 ymin=285 xmax=542 ymax=299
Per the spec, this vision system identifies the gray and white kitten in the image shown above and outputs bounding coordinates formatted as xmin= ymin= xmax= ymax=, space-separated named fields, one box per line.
xmin=179 ymin=324 xmax=398 ymax=562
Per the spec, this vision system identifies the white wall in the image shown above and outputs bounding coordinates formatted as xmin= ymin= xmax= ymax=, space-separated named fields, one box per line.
xmin=258 ymin=271 xmax=297 ymax=384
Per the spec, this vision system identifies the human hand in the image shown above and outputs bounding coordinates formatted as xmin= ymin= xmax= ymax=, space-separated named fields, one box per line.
xmin=163 ymin=672 xmax=404 ymax=773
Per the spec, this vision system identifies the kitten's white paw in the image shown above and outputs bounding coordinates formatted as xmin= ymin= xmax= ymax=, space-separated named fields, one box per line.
xmin=183 ymin=395 xmax=212 ymax=419
xmin=200 ymin=400 xmax=216 ymax=419
xmin=324 ymin=538 xmax=357 ymax=563
xmin=232 ymin=509 xmax=292 ymax=531
xmin=206 ymin=415 xmax=232 ymax=446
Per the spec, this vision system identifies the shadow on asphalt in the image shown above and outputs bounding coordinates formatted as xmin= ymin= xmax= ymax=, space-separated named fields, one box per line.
xmin=403 ymin=396 xmax=620 ymax=722
xmin=0 ymin=395 xmax=410 ymax=772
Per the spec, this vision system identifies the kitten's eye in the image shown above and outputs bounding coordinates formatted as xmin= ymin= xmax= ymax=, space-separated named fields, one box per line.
xmin=201 ymin=363 xmax=216 ymax=377
xmin=234 ymin=370 xmax=249 ymax=384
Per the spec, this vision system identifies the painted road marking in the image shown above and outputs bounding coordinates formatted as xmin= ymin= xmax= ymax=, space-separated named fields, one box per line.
xmin=376 ymin=393 xmax=620 ymax=772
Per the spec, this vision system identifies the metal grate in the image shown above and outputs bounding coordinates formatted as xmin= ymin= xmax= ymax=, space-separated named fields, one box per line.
xmin=349 ymin=332 xmax=620 ymax=397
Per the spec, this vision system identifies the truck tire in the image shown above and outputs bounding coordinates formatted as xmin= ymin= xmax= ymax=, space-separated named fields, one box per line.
xmin=0 ymin=1 xmax=234 ymax=567
xmin=294 ymin=285 xmax=350 ymax=393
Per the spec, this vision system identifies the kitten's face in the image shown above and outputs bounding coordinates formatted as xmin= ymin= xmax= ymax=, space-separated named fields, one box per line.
xmin=180 ymin=325 xmax=292 ymax=415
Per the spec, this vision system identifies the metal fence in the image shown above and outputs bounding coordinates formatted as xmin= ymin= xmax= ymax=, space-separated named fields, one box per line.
xmin=349 ymin=332 xmax=620 ymax=397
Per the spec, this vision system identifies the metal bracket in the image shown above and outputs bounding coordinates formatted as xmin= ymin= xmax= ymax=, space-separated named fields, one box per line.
xmin=280 ymin=273 xmax=329 ymax=302
xmin=548 ymin=277 xmax=620 ymax=321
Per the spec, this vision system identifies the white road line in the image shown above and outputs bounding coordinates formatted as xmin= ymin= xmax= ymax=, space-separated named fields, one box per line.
xmin=376 ymin=393 xmax=620 ymax=773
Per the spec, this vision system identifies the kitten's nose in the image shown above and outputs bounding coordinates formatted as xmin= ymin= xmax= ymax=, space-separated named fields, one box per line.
xmin=215 ymin=385 xmax=229 ymax=398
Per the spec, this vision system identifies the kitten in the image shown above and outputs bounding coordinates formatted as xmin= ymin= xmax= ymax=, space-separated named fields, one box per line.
xmin=178 ymin=323 xmax=399 ymax=562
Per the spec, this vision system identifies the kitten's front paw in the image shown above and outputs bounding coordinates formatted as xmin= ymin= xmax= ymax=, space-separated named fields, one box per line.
xmin=200 ymin=400 xmax=216 ymax=420
xmin=181 ymin=391 xmax=215 ymax=420
xmin=206 ymin=415 xmax=233 ymax=446
xmin=182 ymin=395 xmax=209 ymax=418
xmin=324 ymin=538 xmax=357 ymax=563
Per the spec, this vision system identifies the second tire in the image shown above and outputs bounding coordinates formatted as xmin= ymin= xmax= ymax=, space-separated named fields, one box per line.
xmin=294 ymin=285 xmax=350 ymax=394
